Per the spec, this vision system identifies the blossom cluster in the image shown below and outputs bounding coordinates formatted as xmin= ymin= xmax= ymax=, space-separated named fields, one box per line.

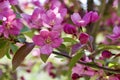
xmin=0 ymin=0 xmax=22 ymax=38
xmin=0 ymin=0 xmax=120 ymax=80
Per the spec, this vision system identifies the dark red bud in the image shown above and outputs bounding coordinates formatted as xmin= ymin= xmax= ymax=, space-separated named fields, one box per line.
xmin=102 ymin=50 xmax=112 ymax=58
xmin=79 ymin=33 xmax=89 ymax=44
xmin=64 ymin=24 xmax=76 ymax=34
xmin=72 ymin=73 xmax=80 ymax=80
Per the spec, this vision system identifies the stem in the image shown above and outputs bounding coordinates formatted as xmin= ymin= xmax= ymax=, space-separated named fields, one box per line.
xmin=92 ymin=0 xmax=106 ymax=36
xmin=15 ymin=5 xmax=24 ymax=13
xmin=52 ymin=51 xmax=120 ymax=74
xmin=86 ymin=0 xmax=94 ymax=34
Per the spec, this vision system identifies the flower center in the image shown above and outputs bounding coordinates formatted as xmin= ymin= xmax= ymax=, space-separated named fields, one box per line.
xmin=5 ymin=22 xmax=11 ymax=29
xmin=45 ymin=37 xmax=52 ymax=44
xmin=50 ymin=20 xmax=55 ymax=26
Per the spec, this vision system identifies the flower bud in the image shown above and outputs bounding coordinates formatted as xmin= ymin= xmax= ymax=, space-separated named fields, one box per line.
xmin=63 ymin=24 xmax=76 ymax=34
xmin=79 ymin=33 xmax=89 ymax=44
xmin=72 ymin=73 xmax=80 ymax=80
xmin=90 ymin=11 xmax=99 ymax=22
xmin=101 ymin=50 xmax=112 ymax=58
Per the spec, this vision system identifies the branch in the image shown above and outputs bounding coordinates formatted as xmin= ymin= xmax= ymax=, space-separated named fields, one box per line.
xmin=15 ymin=5 xmax=24 ymax=13
xmin=52 ymin=51 xmax=120 ymax=74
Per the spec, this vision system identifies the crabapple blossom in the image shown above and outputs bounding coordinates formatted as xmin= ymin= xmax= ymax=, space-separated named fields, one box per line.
xmin=0 ymin=1 xmax=11 ymax=20
xmin=83 ymin=11 xmax=99 ymax=24
xmin=72 ymin=64 xmax=95 ymax=79
xmin=107 ymin=26 xmax=120 ymax=40
xmin=42 ymin=7 xmax=67 ymax=28
xmin=22 ymin=7 xmax=45 ymax=29
xmin=0 ymin=0 xmax=18 ymax=5
xmin=71 ymin=12 xmax=86 ymax=27
xmin=0 ymin=12 xmax=23 ymax=38
xmin=71 ymin=11 xmax=99 ymax=27
xmin=109 ymin=75 xmax=119 ymax=80
xmin=32 ymin=30 xmax=63 ymax=55
xmin=0 ymin=0 xmax=119 ymax=80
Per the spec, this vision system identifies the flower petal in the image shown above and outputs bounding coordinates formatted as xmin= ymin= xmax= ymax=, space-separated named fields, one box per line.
xmin=40 ymin=44 xmax=53 ymax=55
xmin=51 ymin=38 xmax=63 ymax=48
xmin=71 ymin=13 xmax=81 ymax=25
xmin=32 ymin=35 xmax=45 ymax=46
xmin=113 ymin=26 xmax=120 ymax=35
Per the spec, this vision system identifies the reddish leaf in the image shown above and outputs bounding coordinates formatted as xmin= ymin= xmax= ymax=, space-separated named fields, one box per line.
xmin=12 ymin=43 xmax=35 ymax=70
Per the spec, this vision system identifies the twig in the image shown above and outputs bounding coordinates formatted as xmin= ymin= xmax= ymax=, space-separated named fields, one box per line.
xmin=52 ymin=51 xmax=120 ymax=74
xmin=15 ymin=5 xmax=24 ymax=13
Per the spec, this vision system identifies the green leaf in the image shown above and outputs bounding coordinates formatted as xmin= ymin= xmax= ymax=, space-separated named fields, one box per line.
xmin=90 ymin=74 xmax=98 ymax=80
xmin=98 ymin=44 xmax=120 ymax=50
xmin=12 ymin=43 xmax=35 ymax=70
xmin=69 ymin=50 xmax=83 ymax=68
xmin=21 ymin=25 xmax=30 ymax=33
xmin=40 ymin=54 xmax=50 ymax=63
xmin=16 ymin=13 xmax=22 ymax=18
xmin=67 ymin=49 xmax=84 ymax=80
xmin=0 ymin=39 xmax=10 ymax=58
xmin=23 ymin=30 xmax=35 ymax=38
xmin=63 ymin=37 xmax=77 ymax=44
xmin=56 ymin=44 xmax=70 ymax=53
xmin=10 ymin=44 xmax=18 ymax=54
xmin=17 ymin=35 xmax=26 ymax=43
xmin=6 ymin=50 xmax=11 ymax=59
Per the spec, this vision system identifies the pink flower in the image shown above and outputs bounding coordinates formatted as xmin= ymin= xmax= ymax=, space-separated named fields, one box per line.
xmin=31 ymin=48 xmax=40 ymax=57
xmin=83 ymin=11 xmax=99 ymax=24
xmin=32 ymin=30 xmax=63 ymax=55
xmin=109 ymin=76 xmax=119 ymax=80
xmin=44 ymin=62 xmax=56 ymax=78
xmin=71 ymin=11 xmax=99 ymax=27
xmin=42 ymin=7 xmax=65 ymax=28
xmin=71 ymin=13 xmax=86 ymax=27
xmin=0 ymin=0 xmax=18 ymax=5
xmin=107 ymin=26 xmax=120 ymax=40
xmin=0 ymin=13 xmax=23 ymax=38
xmin=22 ymin=7 xmax=45 ymax=29
xmin=106 ymin=13 xmax=120 ymax=26
xmin=31 ymin=0 xmax=41 ymax=7
xmin=72 ymin=64 xmax=95 ymax=79
xmin=0 ymin=1 xmax=11 ymax=20
xmin=8 ymin=0 xmax=18 ymax=5
xmin=79 ymin=33 xmax=89 ymax=44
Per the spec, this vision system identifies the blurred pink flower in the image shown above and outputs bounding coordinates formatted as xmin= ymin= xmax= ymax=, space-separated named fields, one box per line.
xmin=22 ymin=7 xmax=45 ymax=29
xmin=72 ymin=64 xmax=95 ymax=79
xmin=42 ymin=7 xmax=66 ymax=28
xmin=71 ymin=12 xmax=86 ymax=27
xmin=44 ymin=62 xmax=56 ymax=78
xmin=0 ymin=13 xmax=23 ymax=38
xmin=0 ymin=1 xmax=11 ymax=20
xmin=8 ymin=0 xmax=18 ymax=5
xmin=83 ymin=11 xmax=99 ymax=24
xmin=71 ymin=11 xmax=99 ymax=27
xmin=31 ymin=48 xmax=40 ymax=56
xmin=109 ymin=75 xmax=119 ymax=80
xmin=106 ymin=12 xmax=120 ymax=26
xmin=107 ymin=26 xmax=120 ymax=40
xmin=0 ymin=0 xmax=18 ymax=5
xmin=33 ymin=30 xmax=63 ymax=55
